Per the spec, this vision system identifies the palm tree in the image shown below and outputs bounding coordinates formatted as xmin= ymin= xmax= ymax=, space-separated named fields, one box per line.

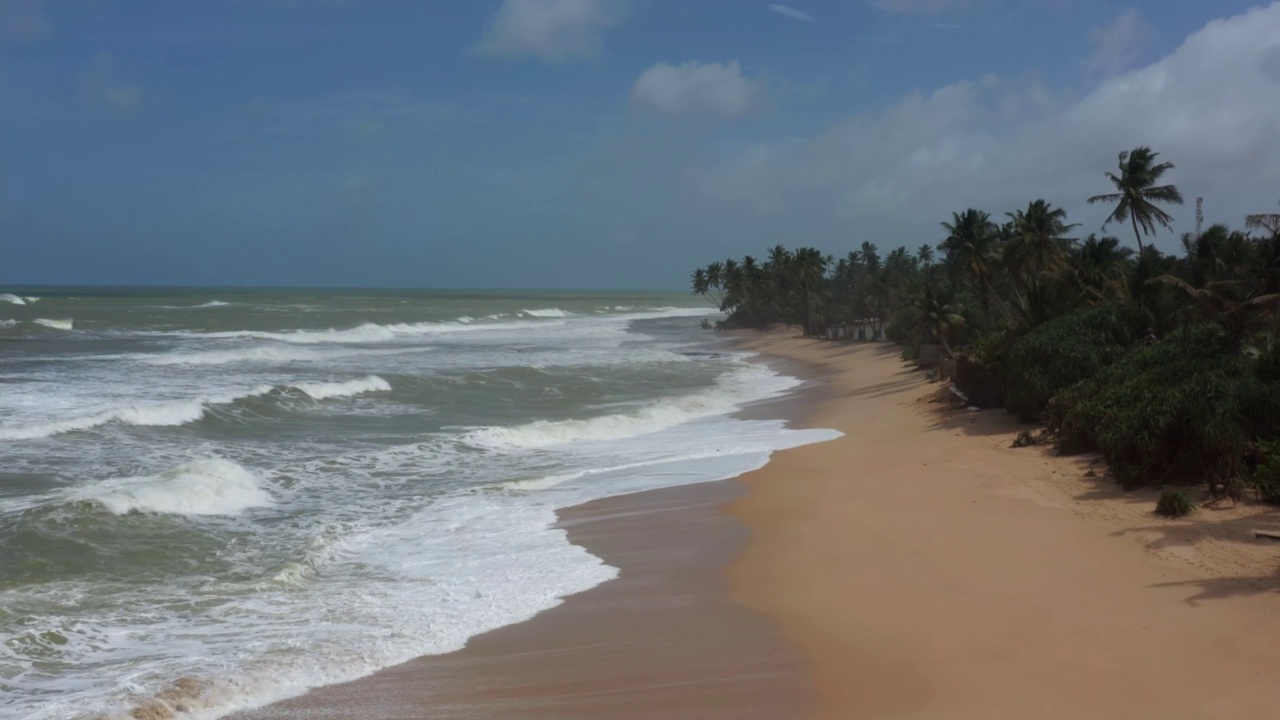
xmin=918 ymin=288 xmax=964 ymax=357
xmin=1152 ymin=275 xmax=1280 ymax=349
xmin=1005 ymin=199 xmax=1077 ymax=280
xmin=1247 ymin=199 xmax=1280 ymax=240
xmin=1073 ymin=234 xmax=1130 ymax=296
xmin=916 ymin=243 xmax=935 ymax=268
xmin=1087 ymin=146 xmax=1184 ymax=255
xmin=941 ymin=209 xmax=1009 ymax=318
xmin=792 ymin=247 xmax=828 ymax=336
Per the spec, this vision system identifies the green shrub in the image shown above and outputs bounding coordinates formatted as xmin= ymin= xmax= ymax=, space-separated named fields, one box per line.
xmin=1045 ymin=324 xmax=1280 ymax=490
xmin=1251 ymin=439 xmax=1280 ymax=504
xmin=1155 ymin=489 xmax=1195 ymax=518
xmin=1004 ymin=305 xmax=1142 ymax=421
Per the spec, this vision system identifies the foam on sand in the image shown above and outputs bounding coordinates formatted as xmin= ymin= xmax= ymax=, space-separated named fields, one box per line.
xmin=70 ymin=458 xmax=273 ymax=516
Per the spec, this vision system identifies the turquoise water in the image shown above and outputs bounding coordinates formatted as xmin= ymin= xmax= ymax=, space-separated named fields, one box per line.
xmin=0 ymin=288 xmax=837 ymax=719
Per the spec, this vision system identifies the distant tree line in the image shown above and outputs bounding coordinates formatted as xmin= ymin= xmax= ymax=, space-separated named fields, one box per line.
xmin=692 ymin=146 xmax=1280 ymax=504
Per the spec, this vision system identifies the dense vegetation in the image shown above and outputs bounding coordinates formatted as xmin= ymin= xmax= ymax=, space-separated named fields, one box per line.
xmin=691 ymin=146 xmax=1280 ymax=502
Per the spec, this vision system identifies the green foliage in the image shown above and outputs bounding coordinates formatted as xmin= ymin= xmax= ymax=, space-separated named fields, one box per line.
xmin=1155 ymin=489 xmax=1195 ymax=518
xmin=1004 ymin=305 xmax=1143 ymax=421
xmin=1046 ymin=325 xmax=1280 ymax=490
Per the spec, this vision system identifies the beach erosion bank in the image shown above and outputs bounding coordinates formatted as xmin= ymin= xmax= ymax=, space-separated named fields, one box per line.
xmin=241 ymin=328 xmax=1280 ymax=720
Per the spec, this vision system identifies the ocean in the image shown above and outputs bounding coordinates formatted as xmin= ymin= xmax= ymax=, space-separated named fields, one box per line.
xmin=0 ymin=288 xmax=837 ymax=719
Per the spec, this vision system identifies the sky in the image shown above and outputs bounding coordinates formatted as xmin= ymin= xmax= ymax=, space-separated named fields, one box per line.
xmin=2 ymin=0 xmax=1279 ymax=289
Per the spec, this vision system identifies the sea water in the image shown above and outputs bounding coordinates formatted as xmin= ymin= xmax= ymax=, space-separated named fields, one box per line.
xmin=0 ymin=288 xmax=838 ymax=719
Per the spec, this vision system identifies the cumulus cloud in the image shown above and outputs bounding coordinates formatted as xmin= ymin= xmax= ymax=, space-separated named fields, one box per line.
xmin=0 ymin=0 xmax=50 ymax=40
xmin=676 ymin=3 xmax=1280 ymax=251
xmin=1086 ymin=8 xmax=1154 ymax=77
xmin=631 ymin=61 xmax=766 ymax=119
xmin=476 ymin=0 xmax=628 ymax=61
xmin=78 ymin=53 xmax=143 ymax=118
xmin=769 ymin=4 xmax=814 ymax=22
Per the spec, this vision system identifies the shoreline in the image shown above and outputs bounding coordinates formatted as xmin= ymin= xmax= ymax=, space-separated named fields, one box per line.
xmin=236 ymin=327 xmax=1280 ymax=719
xmin=229 ymin=346 xmax=828 ymax=720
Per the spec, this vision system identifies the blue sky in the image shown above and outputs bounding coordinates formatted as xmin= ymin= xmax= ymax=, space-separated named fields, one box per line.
xmin=2 ymin=0 xmax=1278 ymax=288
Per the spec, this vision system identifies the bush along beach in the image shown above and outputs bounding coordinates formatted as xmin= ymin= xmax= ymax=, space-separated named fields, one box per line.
xmin=692 ymin=146 xmax=1280 ymax=507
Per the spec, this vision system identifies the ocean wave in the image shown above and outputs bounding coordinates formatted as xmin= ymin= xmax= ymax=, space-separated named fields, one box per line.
xmin=0 ymin=377 xmax=390 ymax=440
xmin=520 ymin=308 xmax=571 ymax=318
xmin=0 ymin=292 xmax=27 ymax=305
xmin=0 ymin=319 xmax=16 ymax=328
xmin=293 ymin=375 xmax=391 ymax=400
xmin=464 ymin=366 xmax=795 ymax=450
xmin=33 ymin=318 xmax=73 ymax=331
xmin=198 ymin=319 xmax=554 ymax=345
xmin=161 ymin=300 xmax=232 ymax=309
xmin=68 ymin=458 xmax=273 ymax=516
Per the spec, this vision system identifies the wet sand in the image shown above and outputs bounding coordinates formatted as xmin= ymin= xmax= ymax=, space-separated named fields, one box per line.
xmin=234 ymin=480 xmax=812 ymax=720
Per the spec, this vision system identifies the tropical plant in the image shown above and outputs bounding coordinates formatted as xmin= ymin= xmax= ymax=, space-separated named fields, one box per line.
xmin=1087 ymin=146 xmax=1184 ymax=254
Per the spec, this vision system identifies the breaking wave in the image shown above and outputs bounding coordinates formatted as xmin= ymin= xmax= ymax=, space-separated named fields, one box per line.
xmin=69 ymin=458 xmax=273 ymax=516
xmin=520 ymin=308 xmax=571 ymax=318
xmin=34 ymin=318 xmax=73 ymax=331
xmin=0 ymin=376 xmax=390 ymax=440
xmin=1 ymin=293 xmax=27 ymax=305
xmin=465 ymin=367 xmax=792 ymax=450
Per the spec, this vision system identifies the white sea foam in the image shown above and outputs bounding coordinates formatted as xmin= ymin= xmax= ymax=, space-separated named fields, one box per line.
xmin=34 ymin=318 xmax=74 ymax=330
xmin=1 ymin=292 xmax=27 ymax=305
xmin=0 ymin=319 xmax=16 ymax=328
xmin=293 ymin=375 xmax=391 ymax=400
xmin=0 ymin=375 xmax=391 ymax=441
xmin=465 ymin=364 xmax=794 ymax=450
xmin=197 ymin=319 xmax=546 ymax=345
xmin=23 ymin=296 xmax=41 ymax=303
xmin=69 ymin=459 xmax=273 ymax=516
xmin=521 ymin=308 xmax=571 ymax=318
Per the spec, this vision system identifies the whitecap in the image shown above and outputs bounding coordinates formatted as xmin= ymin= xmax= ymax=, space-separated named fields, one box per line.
xmin=292 ymin=375 xmax=391 ymax=400
xmin=34 ymin=318 xmax=73 ymax=331
xmin=520 ymin=308 xmax=571 ymax=318
xmin=0 ymin=292 xmax=26 ymax=305
xmin=69 ymin=458 xmax=273 ymax=516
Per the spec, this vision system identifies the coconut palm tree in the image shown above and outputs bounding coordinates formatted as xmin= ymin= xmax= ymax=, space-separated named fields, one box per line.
xmin=1005 ymin=199 xmax=1078 ymax=280
xmin=918 ymin=288 xmax=964 ymax=357
xmin=792 ymin=247 xmax=828 ymax=336
xmin=1152 ymin=275 xmax=1280 ymax=349
xmin=1247 ymin=200 xmax=1280 ymax=242
xmin=941 ymin=209 xmax=1009 ymax=318
xmin=1087 ymin=146 xmax=1184 ymax=255
xmin=1072 ymin=234 xmax=1130 ymax=296
xmin=916 ymin=243 xmax=935 ymax=268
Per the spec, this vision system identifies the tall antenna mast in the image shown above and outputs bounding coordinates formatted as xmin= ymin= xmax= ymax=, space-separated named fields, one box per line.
xmin=1195 ymin=196 xmax=1204 ymax=239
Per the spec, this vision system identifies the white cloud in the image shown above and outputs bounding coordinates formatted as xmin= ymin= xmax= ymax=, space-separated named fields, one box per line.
xmin=630 ymin=61 xmax=766 ymax=119
xmin=673 ymin=3 xmax=1280 ymax=251
xmin=0 ymin=0 xmax=50 ymax=40
xmin=769 ymin=4 xmax=814 ymax=22
xmin=476 ymin=0 xmax=628 ymax=61
xmin=1086 ymin=8 xmax=1154 ymax=76
xmin=78 ymin=53 xmax=143 ymax=118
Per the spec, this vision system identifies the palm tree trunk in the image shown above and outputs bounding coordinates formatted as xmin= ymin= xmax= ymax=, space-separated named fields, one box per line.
xmin=983 ymin=276 xmax=1013 ymax=321
xmin=1130 ymin=213 xmax=1145 ymax=255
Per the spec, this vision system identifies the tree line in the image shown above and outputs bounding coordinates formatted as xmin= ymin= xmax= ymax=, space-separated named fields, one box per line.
xmin=692 ymin=146 xmax=1280 ymax=504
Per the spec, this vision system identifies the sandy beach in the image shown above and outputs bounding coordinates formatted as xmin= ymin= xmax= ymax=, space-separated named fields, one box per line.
xmin=238 ymin=328 xmax=1280 ymax=720
xmin=732 ymin=330 xmax=1280 ymax=719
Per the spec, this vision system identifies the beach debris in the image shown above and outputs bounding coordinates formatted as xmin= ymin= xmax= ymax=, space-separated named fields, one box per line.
xmin=1253 ymin=530 xmax=1280 ymax=542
